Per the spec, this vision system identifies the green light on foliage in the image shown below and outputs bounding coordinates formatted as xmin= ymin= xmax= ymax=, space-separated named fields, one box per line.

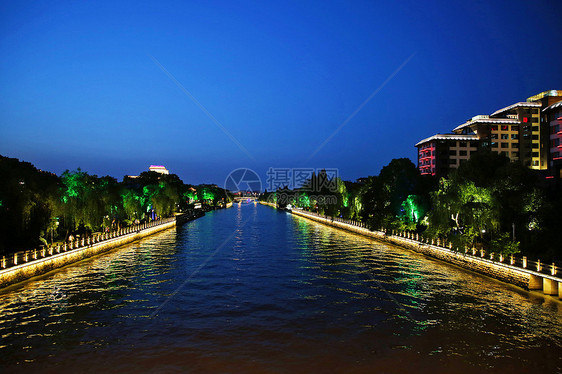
xmin=402 ymin=195 xmax=423 ymax=223
xmin=342 ymin=193 xmax=349 ymax=208
xmin=61 ymin=170 xmax=87 ymax=202
xmin=184 ymin=191 xmax=198 ymax=202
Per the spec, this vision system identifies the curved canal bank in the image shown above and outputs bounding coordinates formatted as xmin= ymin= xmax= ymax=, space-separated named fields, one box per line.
xmin=267 ymin=204 xmax=562 ymax=300
xmin=0 ymin=212 xmax=204 ymax=289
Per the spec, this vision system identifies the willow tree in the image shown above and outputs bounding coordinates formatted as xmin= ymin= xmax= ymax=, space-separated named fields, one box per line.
xmin=0 ymin=156 xmax=60 ymax=250
xmin=428 ymin=178 xmax=500 ymax=249
xmin=121 ymin=188 xmax=145 ymax=222
xmin=60 ymin=169 xmax=93 ymax=232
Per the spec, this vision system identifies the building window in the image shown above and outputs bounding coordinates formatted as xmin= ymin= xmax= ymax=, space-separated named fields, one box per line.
xmin=501 ymin=143 xmax=509 ymax=148
xmin=512 ymin=125 xmax=519 ymax=131
xmin=532 ymin=135 xmax=539 ymax=140
xmin=449 ymin=159 xmax=456 ymax=164
xmin=501 ymin=134 xmax=508 ymax=139
xmin=459 ymin=141 xmax=467 ymax=147
xmin=532 ymin=126 xmax=539 ymax=132
xmin=470 ymin=141 xmax=479 ymax=147
xmin=512 ymin=152 xmax=519 ymax=157
xmin=531 ymin=117 xmax=538 ymax=123
xmin=491 ymin=134 xmax=498 ymax=139
xmin=501 ymin=125 xmax=509 ymax=131
xmin=491 ymin=125 xmax=498 ymax=131
xmin=511 ymin=134 xmax=519 ymax=140
xmin=532 ymin=152 xmax=539 ymax=157
xmin=459 ymin=150 xmax=467 ymax=156
xmin=532 ymin=143 xmax=539 ymax=149
xmin=513 ymin=143 xmax=520 ymax=148
xmin=491 ymin=142 xmax=498 ymax=148
xmin=449 ymin=150 xmax=457 ymax=156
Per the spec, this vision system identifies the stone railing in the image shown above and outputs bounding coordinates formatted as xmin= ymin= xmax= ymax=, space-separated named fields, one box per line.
xmin=389 ymin=229 xmax=560 ymax=279
xmin=289 ymin=208 xmax=561 ymax=297
xmin=0 ymin=218 xmax=175 ymax=271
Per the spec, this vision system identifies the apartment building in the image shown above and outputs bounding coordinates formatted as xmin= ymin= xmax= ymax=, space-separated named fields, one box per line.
xmin=416 ymin=134 xmax=478 ymax=176
xmin=416 ymin=90 xmax=562 ymax=178
xmin=489 ymin=101 xmax=544 ymax=169
xmin=543 ymin=100 xmax=562 ymax=181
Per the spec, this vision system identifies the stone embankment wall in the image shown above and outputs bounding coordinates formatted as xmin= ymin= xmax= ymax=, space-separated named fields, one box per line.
xmin=0 ymin=217 xmax=183 ymax=289
xmin=386 ymin=235 xmax=530 ymax=288
xmin=288 ymin=208 xmax=561 ymax=298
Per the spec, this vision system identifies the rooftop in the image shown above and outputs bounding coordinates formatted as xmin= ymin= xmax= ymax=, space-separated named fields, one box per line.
xmin=415 ymin=133 xmax=478 ymax=147
xmin=527 ymin=90 xmax=562 ymax=102
xmin=149 ymin=165 xmax=170 ymax=175
xmin=490 ymin=101 xmax=541 ymax=117
xmin=543 ymin=100 xmax=562 ymax=112
xmin=452 ymin=116 xmax=520 ymax=132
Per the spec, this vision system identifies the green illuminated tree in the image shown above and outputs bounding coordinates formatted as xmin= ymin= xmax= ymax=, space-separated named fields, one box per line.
xmin=427 ymin=177 xmax=500 ymax=249
xmin=400 ymin=194 xmax=427 ymax=228
xmin=360 ymin=158 xmax=425 ymax=230
xmin=122 ymin=188 xmax=144 ymax=222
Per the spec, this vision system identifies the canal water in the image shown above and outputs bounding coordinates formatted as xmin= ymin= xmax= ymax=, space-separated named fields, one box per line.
xmin=0 ymin=204 xmax=561 ymax=373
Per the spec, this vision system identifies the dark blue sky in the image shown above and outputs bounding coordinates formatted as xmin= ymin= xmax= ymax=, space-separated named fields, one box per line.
xmin=1 ymin=0 xmax=561 ymax=187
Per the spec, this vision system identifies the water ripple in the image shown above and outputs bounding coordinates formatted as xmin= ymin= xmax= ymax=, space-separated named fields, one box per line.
xmin=0 ymin=205 xmax=561 ymax=373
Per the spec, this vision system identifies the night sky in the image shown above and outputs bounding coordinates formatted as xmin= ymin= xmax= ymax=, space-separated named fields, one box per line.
xmin=1 ymin=1 xmax=561 ymax=187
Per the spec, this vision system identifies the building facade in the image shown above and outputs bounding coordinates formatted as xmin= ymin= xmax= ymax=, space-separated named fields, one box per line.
xmin=416 ymin=90 xmax=562 ymax=178
xmin=489 ymin=101 xmax=544 ymax=169
xmin=416 ymin=134 xmax=478 ymax=176
xmin=149 ymin=165 xmax=170 ymax=175
xmin=543 ymin=101 xmax=562 ymax=183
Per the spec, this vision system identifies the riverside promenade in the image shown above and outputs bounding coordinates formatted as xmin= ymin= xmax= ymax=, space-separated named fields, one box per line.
xmin=260 ymin=203 xmax=562 ymax=299
xmin=0 ymin=212 xmax=203 ymax=289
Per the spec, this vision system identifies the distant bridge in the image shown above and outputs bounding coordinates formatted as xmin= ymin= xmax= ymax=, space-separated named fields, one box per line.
xmin=233 ymin=196 xmax=258 ymax=203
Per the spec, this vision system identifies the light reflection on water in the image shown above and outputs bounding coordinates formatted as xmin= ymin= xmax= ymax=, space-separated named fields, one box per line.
xmin=0 ymin=204 xmax=561 ymax=373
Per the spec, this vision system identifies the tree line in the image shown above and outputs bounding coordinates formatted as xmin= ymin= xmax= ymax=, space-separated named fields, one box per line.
xmin=261 ymin=153 xmax=561 ymax=261
xmin=0 ymin=155 xmax=232 ymax=254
